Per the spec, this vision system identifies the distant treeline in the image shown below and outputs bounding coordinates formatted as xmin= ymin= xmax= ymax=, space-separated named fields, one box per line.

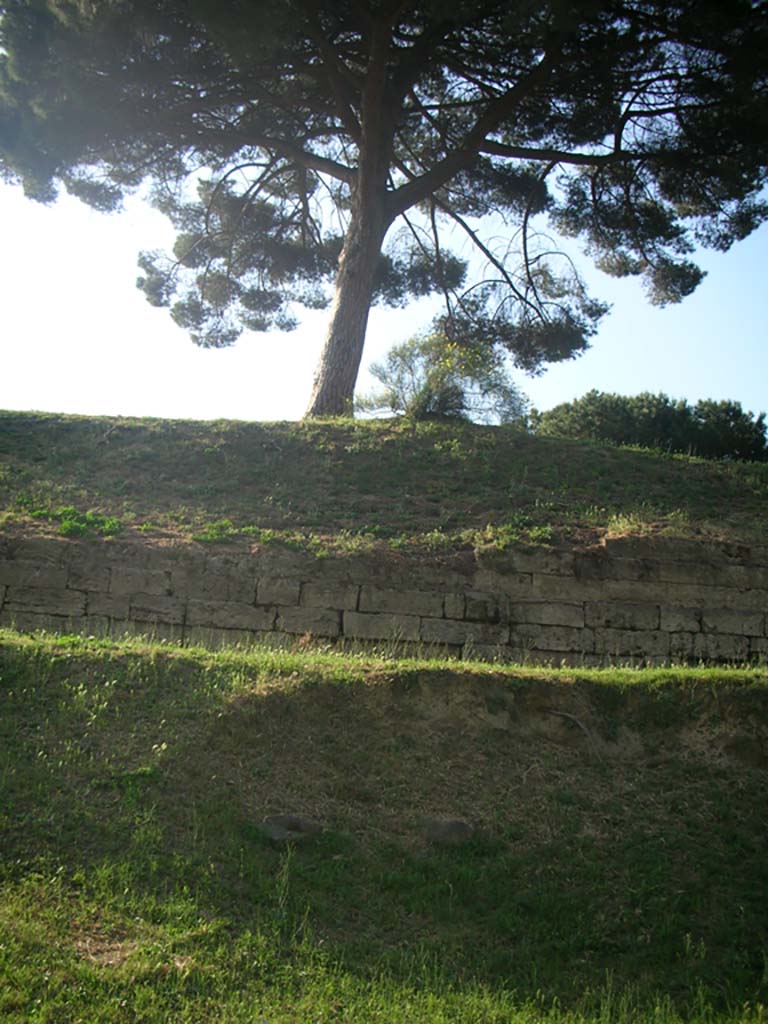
xmin=530 ymin=391 xmax=767 ymax=462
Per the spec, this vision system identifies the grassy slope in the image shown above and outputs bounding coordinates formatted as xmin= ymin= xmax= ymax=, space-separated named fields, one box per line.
xmin=1 ymin=411 xmax=767 ymax=549
xmin=1 ymin=631 xmax=767 ymax=1023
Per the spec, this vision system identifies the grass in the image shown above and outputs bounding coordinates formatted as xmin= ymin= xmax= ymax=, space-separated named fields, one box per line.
xmin=1 ymin=629 xmax=767 ymax=1022
xmin=2 ymin=410 xmax=767 ymax=1019
xmin=1 ymin=411 xmax=767 ymax=550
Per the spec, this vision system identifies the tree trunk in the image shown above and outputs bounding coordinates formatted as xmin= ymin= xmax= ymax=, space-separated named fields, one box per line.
xmin=305 ymin=11 xmax=397 ymax=419
xmin=304 ymin=202 xmax=388 ymax=418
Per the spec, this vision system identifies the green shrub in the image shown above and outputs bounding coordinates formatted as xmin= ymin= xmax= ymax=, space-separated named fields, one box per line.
xmin=357 ymin=331 xmax=528 ymax=424
xmin=532 ymin=391 xmax=767 ymax=461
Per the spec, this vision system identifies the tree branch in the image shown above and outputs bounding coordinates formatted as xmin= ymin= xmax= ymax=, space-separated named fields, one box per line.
xmin=480 ymin=140 xmax=634 ymax=166
xmin=391 ymin=135 xmax=543 ymax=321
xmin=386 ymin=46 xmax=561 ymax=218
xmin=207 ymin=128 xmax=356 ymax=184
xmin=298 ymin=0 xmax=363 ymax=143
xmin=435 ymin=198 xmax=543 ymax=319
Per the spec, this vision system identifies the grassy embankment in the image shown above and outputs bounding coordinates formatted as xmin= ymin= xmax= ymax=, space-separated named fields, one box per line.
xmin=1 ymin=410 xmax=767 ymax=550
xmin=1 ymin=631 xmax=767 ymax=1023
xmin=1 ymin=412 xmax=767 ymax=1019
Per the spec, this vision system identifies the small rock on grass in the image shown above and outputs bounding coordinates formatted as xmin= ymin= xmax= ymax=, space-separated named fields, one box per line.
xmin=257 ymin=813 xmax=324 ymax=845
xmin=423 ymin=817 xmax=474 ymax=846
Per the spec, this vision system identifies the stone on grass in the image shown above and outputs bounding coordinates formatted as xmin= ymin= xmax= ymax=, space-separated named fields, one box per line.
xmin=423 ymin=817 xmax=474 ymax=846
xmin=257 ymin=814 xmax=324 ymax=845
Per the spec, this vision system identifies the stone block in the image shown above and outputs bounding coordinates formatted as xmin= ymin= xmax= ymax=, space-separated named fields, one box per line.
xmin=593 ymin=628 xmax=670 ymax=658
xmin=118 ymin=620 xmax=185 ymax=644
xmin=250 ymin=629 xmax=294 ymax=650
xmin=209 ymin=573 xmax=257 ymax=603
xmin=67 ymin=552 xmax=111 ymax=592
xmin=9 ymin=537 xmax=71 ymax=565
xmin=0 ymin=610 xmax=87 ymax=634
xmin=415 ymin=640 xmax=463 ymax=660
xmin=420 ymin=617 xmax=510 ymax=646
xmin=68 ymin=565 xmax=110 ymax=592
xmin=538 ymin=575 xmax=622 ymax=603
xmin=105 ymin=542 xmax=170 ymax=571
xmin=343 ymin=611 xmax=421 ymax=642
xmin=443 ymin=593 xmax=465 ymax=620
xmin=186 ymin=599 xmax=276 ymax=631
xmin=660 ymin=606 xmax=701 ymax=632
xmin=173 ymin=566 xmax=255 ymax=603
xmin=507 ymin=647 xmax=602 ymax=668
xmin=300 ymin=582 xmax=360 ymax=610
xmin=701 ymin=608 xmax=764 ymax=637
xmin=185 ymin=625 xmax=259 ymax=650
xmin=750 ymin=636 xmax=768 ymax=660
xmin=671 ymin=583 xmax=768 ymax=612
xmin=359 ymin=585 xmax=443 ymax=617
xmin=652 ymin=562 xmax=768 ymax=589
xmin=478 ymin=548 xmax=575 ymax=576
xmin=511 ymin=624 xmax=594 ymax=653
xmin=585 ymin=602 xmax=660 ymax=631
xmin=207 ymin=561 xmax=259 ymax=598
xmin=669 ymin=632 xmax=695 ymax=660
xmin=462 ymin=642 xmax=517 ymax=664
xmin=572 ymin=552 xmax=609 ymax=581
xmin=531 ymin=574 xmax=598 ymax=602
xmin=82 ymin=615 xmax=112 ymax=637
xmin=111 ymin=568 xmax=171 ymax=597
xmin=590 ymin=578 xmax=768 ymax=611
xmin=473 ymin=570 xmax=533 ymax=598
xmin=5 ymin=586 xmax=87 ymax=617
xmin=510 ymin=602 xmax=584 ymax=628
xmin=101 ymin=617 xmax=127 ymax=638
xmin=86 ymin=592 xmax=131 ymax=619
xmin=0 ymin=583 xmax=5 ymax=610
xmin=257 ymin=577 xmax=301 ymax=606
xmin=276 ymin=607 xmax=341 ymax=637
xmin=464 ymin=591 xmax=501 ymax=622
xmin=249 ymin=548 xmax=313 ymax=578
xmin=573 ymin=554 xmax=657 ymax=582
xmin=129 ymin=594 xmax=185 ymax=625
xmin=576 ymin=578 xmax=676 ymax=606
xmin=0 ymin=560 xmax=69 ymax=588
xmin=603 ymin=536 xmax=733 ymax=562
xmin=693 ymin=633 xmax=749 ymax=663
xmin=205 ymin=552 xmax=248 ymax=572
xmin=647 ymin=561 xmax=719 ymax=586
xmin=736 ymin=565 xmax=768 ymax=588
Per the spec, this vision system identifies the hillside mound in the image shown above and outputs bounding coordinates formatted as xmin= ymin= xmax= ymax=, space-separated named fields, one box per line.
xmin=1 ymin=632 xmax=766 ymax=1022
xmin=1 ymin=411 xmax=766 ymax=551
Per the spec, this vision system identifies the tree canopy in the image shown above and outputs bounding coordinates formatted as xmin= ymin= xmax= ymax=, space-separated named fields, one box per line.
xmin=1 ymin=0 xmax=766 ymax=416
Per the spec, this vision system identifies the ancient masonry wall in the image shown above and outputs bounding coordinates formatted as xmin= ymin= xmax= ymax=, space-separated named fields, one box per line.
xmin=1 ymin=533 xmax=767 ymax=665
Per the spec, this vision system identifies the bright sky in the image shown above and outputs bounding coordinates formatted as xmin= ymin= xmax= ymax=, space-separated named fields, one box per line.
xmin=2 ymin=181 xmax=766 ymax=422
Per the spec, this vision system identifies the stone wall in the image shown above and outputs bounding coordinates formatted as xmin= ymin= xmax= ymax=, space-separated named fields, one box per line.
xmin=1 ymin=533 xmax=767 ymax=665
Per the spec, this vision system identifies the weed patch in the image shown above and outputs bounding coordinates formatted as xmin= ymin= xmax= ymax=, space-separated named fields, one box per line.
xmin=16 ymin=497 xmax=123 ymax=537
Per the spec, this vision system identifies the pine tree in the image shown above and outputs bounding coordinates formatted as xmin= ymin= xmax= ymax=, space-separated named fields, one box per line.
xmin=1 ymin=1 xmax=766 ymax=416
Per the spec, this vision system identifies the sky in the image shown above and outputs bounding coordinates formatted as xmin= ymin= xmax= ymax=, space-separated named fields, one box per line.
xmin=2 ymin=180 xmax=766 ymax=423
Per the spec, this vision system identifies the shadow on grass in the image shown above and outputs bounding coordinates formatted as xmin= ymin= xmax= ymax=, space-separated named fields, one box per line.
xmin=1 ymin=637 xmax=767 ymax=1017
